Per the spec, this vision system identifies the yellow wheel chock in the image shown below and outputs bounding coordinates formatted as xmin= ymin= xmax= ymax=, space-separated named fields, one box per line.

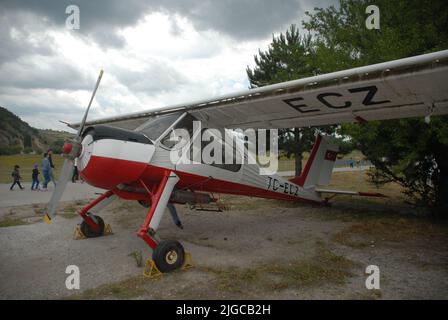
xmin=104 ymin=223 xmax=113 ymax=235
xmin=143 ymin=252 xmax=193 ymax=279
xmin=73 ymin=224 xmax=86 ymax=240
xmin=73 ymin=223 xmax=113 ymax=240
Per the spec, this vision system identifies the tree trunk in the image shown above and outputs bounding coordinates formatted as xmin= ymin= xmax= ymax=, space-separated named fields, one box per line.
xmin=434 ymin=148 xmax=448 ymax=219
xmin=295 ymin=151 xmax=302 ymax=177
xmin=293 ymin=127 xmax=302 ymax=177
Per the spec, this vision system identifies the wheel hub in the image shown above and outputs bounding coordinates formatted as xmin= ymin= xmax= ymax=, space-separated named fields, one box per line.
xmin=165 ymin=250 xmax=178 ymax=265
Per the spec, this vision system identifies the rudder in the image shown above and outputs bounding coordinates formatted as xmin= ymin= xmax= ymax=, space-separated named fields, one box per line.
xmin=290 ymin=134 xmax=339 ymax=189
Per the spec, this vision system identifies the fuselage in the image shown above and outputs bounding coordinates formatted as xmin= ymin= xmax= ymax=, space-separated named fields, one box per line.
xmin=77 ymin=125 xmax=323 ymax=205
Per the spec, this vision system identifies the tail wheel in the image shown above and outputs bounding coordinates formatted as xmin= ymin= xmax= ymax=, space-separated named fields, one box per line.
xmin=152 ymin=240 xmax=185 ymax=273
xmin=80 ymin=214 xmax=105 ymax=238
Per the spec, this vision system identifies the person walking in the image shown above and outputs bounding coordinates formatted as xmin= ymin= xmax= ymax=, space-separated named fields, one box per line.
xmin=42 ymin=153 xmax=51 ymax=190
xmin=72 ymin=158 xmax=79 ymax=183
xmin=31 ymin=163 xmax=40 ymax=190
xmin=47 ymin=149 xmax=57 ymax=187
xmin=10 ymin=165 xmax=24 ymax=190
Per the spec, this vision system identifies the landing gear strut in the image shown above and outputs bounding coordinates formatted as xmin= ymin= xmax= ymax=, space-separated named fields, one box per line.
xmin=137 ymin=172 xmax=190 ymax=274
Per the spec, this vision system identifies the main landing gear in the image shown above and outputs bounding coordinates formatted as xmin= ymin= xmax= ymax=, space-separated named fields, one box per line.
xmin=75 ymin=172 xmax=191 ymax=275
xmin=137 ymin=171 xmax=191 ymax=275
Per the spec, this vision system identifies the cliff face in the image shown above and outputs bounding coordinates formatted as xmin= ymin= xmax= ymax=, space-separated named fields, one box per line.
xmin=0 ymin=106 xmax=74 ymax=155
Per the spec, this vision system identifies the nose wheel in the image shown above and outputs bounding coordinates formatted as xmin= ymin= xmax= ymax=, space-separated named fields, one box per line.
xmin=80 ymin=214 xmax=105 ymax=237
xmin=152 ymin=240 xmax=185 ymax=273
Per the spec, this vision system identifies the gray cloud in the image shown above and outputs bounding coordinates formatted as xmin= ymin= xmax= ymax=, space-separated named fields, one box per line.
xmin=0 ymin=58 xmax=92 ymax=91
xmin=0 ymin=0 xmax=314 ymax=44
xmin=0 ymin=11 xmax=56 ymax=65
xmin=113 ymin=63 xmax=191 ymax=94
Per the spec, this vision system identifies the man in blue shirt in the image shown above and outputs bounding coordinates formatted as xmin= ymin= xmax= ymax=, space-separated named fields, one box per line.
xmin=42 ymin=153 xmax=51 ymax=190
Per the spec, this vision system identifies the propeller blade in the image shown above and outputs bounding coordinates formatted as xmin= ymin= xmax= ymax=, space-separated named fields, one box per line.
xmin=44 ymin=158 xmax=74 ymax=224
xmin=44 ymin=70 xmax=103 ymax=224
xmin=77 ymin=69 xmax=104 ymax=139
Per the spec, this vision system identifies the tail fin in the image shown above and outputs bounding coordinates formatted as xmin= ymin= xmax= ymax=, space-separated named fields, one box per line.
xmin=290 ymin=134 xmax=339 ymax=189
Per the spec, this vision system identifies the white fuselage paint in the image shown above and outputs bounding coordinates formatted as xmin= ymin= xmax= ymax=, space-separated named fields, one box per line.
xmin=78 ymin=135 xmax=155 ymax=172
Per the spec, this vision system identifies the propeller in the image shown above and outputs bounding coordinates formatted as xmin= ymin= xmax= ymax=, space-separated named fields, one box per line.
xmin=44 ymin=70 xmax=104 ymax=224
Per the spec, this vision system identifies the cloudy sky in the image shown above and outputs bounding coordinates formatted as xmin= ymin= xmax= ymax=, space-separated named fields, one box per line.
xmin=0 ymin=0 xmax=334 ymax=132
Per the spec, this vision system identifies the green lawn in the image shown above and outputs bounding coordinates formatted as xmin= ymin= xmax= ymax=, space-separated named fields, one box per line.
xmin=0 ymin=154 xmax=65 ymax=183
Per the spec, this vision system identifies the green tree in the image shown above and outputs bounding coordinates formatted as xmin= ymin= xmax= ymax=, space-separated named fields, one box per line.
xmin=246 ymin=25 xmax=336 ymax=176
xmin=50 ymin=139 xmax=65 ymax=154
xmin=23 ymin=133 xmax=32 ymax=148
xmin=304 ymin=0 xmax=448 ymax=216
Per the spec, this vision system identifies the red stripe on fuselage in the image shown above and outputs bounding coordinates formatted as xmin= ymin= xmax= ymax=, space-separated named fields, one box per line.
xmin=81 ymin=155 xmax=321 ymax=204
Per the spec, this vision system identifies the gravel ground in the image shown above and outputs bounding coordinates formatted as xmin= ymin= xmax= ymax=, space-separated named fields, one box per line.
xmin=0 ymin=195 xmax=447 ymax=300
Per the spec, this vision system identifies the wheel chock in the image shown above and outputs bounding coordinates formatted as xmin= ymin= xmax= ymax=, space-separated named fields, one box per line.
xmin=182 ymin=252 xmax=194 ymax=270
xmin=143 ymin=259 xmax=163 ymax=279
xmin=104 ymin=223 xmax=113 ymax=235
xmin=73 ymin=223 xmax=114 ymax=240
xmin=142 ymin=252 xmax=193 ymax=279
xmin=73 ymin=224 xmax=86 ymax=240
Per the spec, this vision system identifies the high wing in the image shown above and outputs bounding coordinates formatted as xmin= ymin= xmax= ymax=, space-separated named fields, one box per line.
xmin=69 ymin=50 xmax=448 ymax=131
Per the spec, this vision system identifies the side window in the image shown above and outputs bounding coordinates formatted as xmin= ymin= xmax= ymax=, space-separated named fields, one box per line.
xmin=191 ymin=128 xmax=241 ymax=172
xmin=160 ymin=114 xmax=195 ymax=149
xmin=138 ymin=113 xmax=180 ymax=141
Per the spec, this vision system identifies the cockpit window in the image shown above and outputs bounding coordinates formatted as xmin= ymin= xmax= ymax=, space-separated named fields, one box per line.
xmin=136 ymin=113 xmax=181 ymax=141
xmin=160 ymin=114 xmax=197 ymax=149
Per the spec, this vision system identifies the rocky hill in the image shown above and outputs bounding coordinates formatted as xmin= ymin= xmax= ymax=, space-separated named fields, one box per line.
xmin=0 ymin=106 xmax=74 ymax=155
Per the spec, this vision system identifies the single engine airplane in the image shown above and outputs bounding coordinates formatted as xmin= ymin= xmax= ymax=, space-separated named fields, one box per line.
xmin=45 ymin=50 xmax=448 ymax=273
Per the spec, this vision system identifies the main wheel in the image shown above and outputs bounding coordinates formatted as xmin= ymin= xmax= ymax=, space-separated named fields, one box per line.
xmin=80 ymin=214 xmax=105 ymax=238
xmin=152 ymin=240 xmax=185 ymax=273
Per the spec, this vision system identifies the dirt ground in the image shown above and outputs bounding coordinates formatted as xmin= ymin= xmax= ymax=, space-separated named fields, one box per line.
xmin=0 ymin=195 xmax=447 ymax=300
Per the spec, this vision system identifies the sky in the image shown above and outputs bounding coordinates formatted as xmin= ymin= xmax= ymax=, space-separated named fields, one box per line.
xmin=0 ymin=0 xmax=334 ymax=132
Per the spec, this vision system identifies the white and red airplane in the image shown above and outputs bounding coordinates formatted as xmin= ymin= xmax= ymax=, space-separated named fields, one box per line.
xmin=45 ymin=50 xmax=448 ymax=273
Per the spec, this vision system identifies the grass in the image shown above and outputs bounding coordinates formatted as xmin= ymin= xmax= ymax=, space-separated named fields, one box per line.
xmin=129 ymin=250 xmax=144 ymax=268
xmin=0 ymin=154 xmax=65 ymax=183
xmin=0 ymin=217 xmax=28 ymax=227
xmin=67 ymin=242 xmax=355 ymax=300
xmin=60 ymin=212 xmax=79 ymax=219
xmin=69 ymin=276 xmax=146 ymax=300
xmin=200 ymin=245 xmax=356 ymax=293
xmin=332 ymin=215 xmax=448 ymax=248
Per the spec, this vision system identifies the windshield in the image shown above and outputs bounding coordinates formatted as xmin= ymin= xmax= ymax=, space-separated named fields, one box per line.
xmin=136 ymin=113 xmax=181 ymax=141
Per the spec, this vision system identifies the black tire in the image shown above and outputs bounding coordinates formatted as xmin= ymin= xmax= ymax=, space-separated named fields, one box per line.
xmin=80 ymin=214 xmax=105 ymax=238
xmin=152 ymin=240 xmax=185 ymax=273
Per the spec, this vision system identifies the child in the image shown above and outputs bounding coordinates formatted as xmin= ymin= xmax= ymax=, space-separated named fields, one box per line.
xmin=31 ymin=163 xmax=40 ymax=190
xmin=10 ymin=165 xmax=24 ymax=190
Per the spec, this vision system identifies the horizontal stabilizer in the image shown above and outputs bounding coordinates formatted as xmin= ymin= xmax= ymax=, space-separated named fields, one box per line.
xmin=316 ymin=188 xmax=386 ymax=197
